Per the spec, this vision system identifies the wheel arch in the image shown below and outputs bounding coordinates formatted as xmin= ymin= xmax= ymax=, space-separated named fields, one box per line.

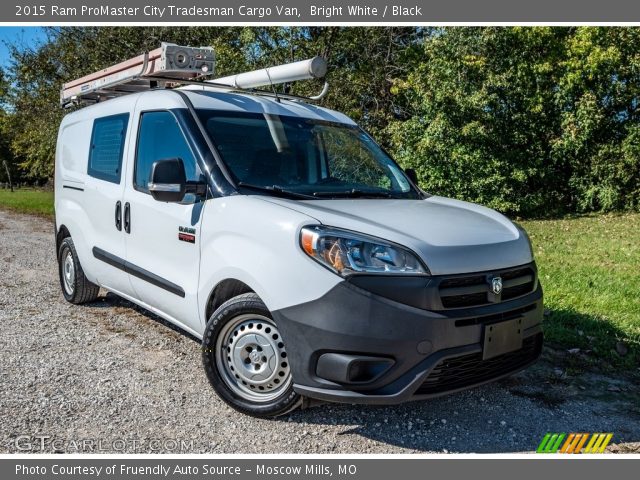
xmin=205 ymin=278 xmax=256 ymax=321
xmin=56 ymin=224 xmax=71 ymax=256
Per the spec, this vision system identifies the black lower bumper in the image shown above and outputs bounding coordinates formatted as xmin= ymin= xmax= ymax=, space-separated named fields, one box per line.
xmin=272 ymin=279 xmax=543 ymax=405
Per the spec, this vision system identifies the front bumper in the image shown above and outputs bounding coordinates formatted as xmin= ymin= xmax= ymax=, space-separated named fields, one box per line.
xmin=272 ymin=269 xmax=543 ymax=405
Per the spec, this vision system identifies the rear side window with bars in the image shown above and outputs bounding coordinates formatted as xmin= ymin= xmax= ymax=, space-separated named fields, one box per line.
xmin=87 ymin=113 xmax=129 ymax=184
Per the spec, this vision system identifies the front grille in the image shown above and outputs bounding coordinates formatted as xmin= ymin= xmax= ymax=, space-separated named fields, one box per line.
xmin=501 ymin=267 xmax=536 ymax=300
xmin=415 ymin=334 xmax=542 ymax=396
xmin=438 ymin=265 xmax=536 ymax=309
xmin=441 ymin=292 xmax=486 ymax=308
xmin=440 ymin=275 xmax=485 ymax=289
xmin=502 ymin=282 xmax=533 ymax=300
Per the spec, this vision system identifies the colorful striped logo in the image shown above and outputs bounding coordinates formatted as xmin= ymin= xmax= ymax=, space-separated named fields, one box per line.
xmin=536 ymin=433 xmax=613 ymax=453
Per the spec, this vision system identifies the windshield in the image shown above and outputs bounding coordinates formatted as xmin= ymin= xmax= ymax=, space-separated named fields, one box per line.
xmin=197 ymin=110 xmax=420 ymax=199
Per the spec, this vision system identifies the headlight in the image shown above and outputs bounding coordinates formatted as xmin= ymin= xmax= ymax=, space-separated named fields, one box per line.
xmin=300 ymin=226 xmax=428 ymax=276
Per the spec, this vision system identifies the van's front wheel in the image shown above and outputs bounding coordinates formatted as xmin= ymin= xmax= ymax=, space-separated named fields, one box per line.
xmin=202 ymin=293 xmax=301 ymax=418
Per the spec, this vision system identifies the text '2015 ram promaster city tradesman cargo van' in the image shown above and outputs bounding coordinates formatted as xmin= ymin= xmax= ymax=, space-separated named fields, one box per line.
xmin=55 ymin=44 xmax=543 ymax=417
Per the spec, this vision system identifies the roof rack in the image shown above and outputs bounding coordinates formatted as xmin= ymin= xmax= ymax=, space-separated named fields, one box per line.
xmin=60 ymin=43 xmax=329 ymax=108
xmin=60 ymin=43 xmax=216 ymax=107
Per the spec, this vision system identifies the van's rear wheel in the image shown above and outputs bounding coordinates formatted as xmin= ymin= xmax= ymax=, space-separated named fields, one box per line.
xmin=202 ymin=293 xmax=301 ymax=418
xmin=57 ymin=237 xmax=100 ymax=304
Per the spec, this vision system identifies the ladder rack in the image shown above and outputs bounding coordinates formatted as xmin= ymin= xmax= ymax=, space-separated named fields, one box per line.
xmin=60 ymin=43 xmax=329 ymax=108
xmin=60 ymin=43 xmax=216 ymax=107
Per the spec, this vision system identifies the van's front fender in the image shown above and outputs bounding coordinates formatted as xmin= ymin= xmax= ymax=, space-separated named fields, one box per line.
xmin=197 ymin=196 xmax=341 ymax=329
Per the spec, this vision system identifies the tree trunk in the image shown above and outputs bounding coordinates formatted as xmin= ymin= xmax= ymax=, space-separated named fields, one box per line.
xmin=2 ymin=159 xmax=13 ymax=192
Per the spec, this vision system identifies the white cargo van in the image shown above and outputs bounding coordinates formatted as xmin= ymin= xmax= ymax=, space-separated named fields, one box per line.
xmin=55 ymin=45 xmax=543 ymax=417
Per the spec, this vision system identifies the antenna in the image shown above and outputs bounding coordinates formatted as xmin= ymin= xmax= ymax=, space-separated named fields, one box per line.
xmin=264 ymin=68 xmax=281 ymax=103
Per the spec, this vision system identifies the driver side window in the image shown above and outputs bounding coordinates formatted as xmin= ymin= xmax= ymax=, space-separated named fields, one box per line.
xmin=135 ymin=111 xmax=199 ymax=194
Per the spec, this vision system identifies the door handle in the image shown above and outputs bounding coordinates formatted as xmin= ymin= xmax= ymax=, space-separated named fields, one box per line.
xmin=115 ymin=201 xmax=122 ymax=231
xmin=124 ymin=202 xmax=131 ymax=234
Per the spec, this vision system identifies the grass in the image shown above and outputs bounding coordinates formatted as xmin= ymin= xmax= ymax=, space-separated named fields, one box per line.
xmin=1 ymin=187 xmax=638 ymax=370
xmin=0 ymin=188 xmax=54 ymax=217
xmin=522 ymin=214 xmax=640 ymax=370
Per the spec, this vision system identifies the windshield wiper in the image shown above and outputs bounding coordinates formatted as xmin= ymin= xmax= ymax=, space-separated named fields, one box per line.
xmin=312 ymin=189 xmax=393 ymax=198
xmin=237 ymin=182 xmax=317 ymax=200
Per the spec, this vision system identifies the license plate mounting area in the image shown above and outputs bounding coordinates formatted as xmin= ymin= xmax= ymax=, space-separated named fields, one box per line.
xmin=482 ymin=317 xmax=524 ymax=360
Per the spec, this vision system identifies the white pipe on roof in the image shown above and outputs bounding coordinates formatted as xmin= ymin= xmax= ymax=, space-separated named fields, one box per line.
xmin=210 ymin=57 xmax=327 ymax=89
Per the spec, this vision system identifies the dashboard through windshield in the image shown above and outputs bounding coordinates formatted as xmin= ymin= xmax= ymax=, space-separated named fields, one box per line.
xmin=196 ymin=109 xmax=420 ymax=199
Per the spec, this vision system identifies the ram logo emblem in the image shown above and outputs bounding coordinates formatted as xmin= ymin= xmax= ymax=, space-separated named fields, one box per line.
xmin=491 ymin=276 xmax=503 ymax=295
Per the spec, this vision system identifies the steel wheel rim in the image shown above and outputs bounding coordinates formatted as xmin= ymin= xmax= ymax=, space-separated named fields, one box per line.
xmin=62 ymin=250 xmax=75 ymax=295
xmin=215 ymin=313 xmax=292 ymax=402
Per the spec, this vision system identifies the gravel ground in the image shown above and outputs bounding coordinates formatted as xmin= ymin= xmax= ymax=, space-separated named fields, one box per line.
xmin=1 ymin=209 xmax=639 ymax=454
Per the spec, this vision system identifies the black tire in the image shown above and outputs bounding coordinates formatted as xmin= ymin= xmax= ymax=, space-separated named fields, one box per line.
xmin=202 ymin=293 xmax=302 ymax=418
xmin=57 ymin=237 xmax=100 ymax=304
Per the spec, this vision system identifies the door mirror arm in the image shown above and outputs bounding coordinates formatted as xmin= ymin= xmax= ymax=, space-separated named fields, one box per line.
xmin=185 ymin=180 xmax=208 ymax=197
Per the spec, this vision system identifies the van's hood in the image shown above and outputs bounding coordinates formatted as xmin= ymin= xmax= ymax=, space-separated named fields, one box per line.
xmin=256 ymin=195 xmax=533 ymax=275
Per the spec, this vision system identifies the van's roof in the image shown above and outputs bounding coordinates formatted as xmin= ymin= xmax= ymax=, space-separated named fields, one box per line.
xmin=62 ymin=87 xmax=356 ymax=126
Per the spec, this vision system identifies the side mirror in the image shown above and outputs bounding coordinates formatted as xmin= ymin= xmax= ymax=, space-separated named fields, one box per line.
xmin=149 ymin=158 xmax=187 ymax=203
xmin=405 ymin=168 xmax=419 ymax=186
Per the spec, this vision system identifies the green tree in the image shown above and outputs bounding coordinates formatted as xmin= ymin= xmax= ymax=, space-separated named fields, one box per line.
xmin=553 ymin=27 xmax=640 ymax=212
xmin=0 ymin=67 xmax=17 ymax=189
xmin=389 ymin=27 xmax=570 ymax=215
xmin=389 ymin=27 xmax=640 ymax=216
